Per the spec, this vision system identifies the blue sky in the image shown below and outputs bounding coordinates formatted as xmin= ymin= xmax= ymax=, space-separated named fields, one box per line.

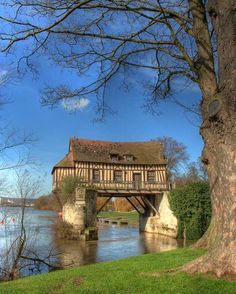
xmin=0 ymin=60 xmax=203 ymax=195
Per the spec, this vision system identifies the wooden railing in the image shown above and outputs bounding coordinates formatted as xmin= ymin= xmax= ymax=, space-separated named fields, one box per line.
xmin=53 ymin=180 xmax=168 ymax=191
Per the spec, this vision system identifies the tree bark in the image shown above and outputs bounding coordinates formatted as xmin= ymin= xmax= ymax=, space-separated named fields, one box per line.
xmin=183 ymin=0 xmax=236 ymax=279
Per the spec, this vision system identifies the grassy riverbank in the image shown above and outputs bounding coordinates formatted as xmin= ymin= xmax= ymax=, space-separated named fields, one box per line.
xmin=1 ymin=248 xmax=236 ymax=293
xmin=98 ymin=211 xmax=139 ymax=224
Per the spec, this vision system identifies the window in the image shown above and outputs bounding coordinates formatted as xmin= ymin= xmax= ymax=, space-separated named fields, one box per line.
xmin=124 ymin=155 xmax=133 ymax=161
xmin=147 ymin=171 xmax=155 ymax=183
xmin=110 ymin=154 xmax=119 ymax=162
xmin=92 ymin=169 xmax=100 ymax=182
xmin=114 ymin=170 xmax=123 ymax=183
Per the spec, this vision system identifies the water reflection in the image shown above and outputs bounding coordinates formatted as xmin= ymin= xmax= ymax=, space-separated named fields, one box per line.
xmin=55 ymin=224 xmax=179 ymax=269
xmin=141 ymin=232 xmax=178 ymax=253
xmin=0 ymin=207 xmax=58 ymax=277
xmin=0 ymin=208 xmax=181 ymax=276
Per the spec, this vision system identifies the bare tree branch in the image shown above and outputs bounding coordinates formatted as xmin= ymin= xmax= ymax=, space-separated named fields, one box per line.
xmin=0 ymin=0 xmax=217 ymax=115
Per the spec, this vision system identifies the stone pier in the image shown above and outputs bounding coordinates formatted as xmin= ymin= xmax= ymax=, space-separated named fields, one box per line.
xmin=62 ymin=188 xmax=177 ymax=240
xmin=139 ymin=192 xmax=178 ymax=238
xmin=62 ymin=188 xmax=98 ymax=241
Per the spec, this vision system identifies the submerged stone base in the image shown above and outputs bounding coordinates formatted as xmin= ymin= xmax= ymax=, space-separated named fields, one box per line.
xmin=62 ymin=188 xmax=98 ymax=241
xmin=84 ymin=227 xmax=98 ymax=241
xmin=54 ymin=220 xmax=84 ymax=240
xmin=139 ymin=192 xmax=178 ymax=238
xmin=56 ymin=222 xmax=98 ymax=241
xmin=139 ymin=215 xmax=177 ymax=238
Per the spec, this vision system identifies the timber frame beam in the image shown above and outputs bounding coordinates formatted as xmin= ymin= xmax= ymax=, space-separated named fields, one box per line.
xmin=97 ymin=197 xmax=112 ymax=214
xmin=125 ymin=197 xmax=141 ymax=214
xmin=141 ymin=196 xmax=159 ymax=216
xmin=133 ymin=196 xmax=146 ymax=210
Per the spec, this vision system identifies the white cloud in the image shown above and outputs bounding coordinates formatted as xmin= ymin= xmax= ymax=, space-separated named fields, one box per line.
xmin=0 ymin=69 xmax=10 ymax=86
xmin=62 ymin=98 xmax=90 ymax=111
xmin=0 ymin=69 xmax=7 ymax=77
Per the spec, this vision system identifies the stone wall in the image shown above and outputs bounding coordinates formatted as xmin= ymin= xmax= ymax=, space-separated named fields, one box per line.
xmin=62 ymin=188 xmax=98 ymax=240
xmin=62 ymin=188 xmax=177 ymax=240
xmin=63 ymin=202 xmax=85 ymax=230
xmin=139 ymin=192 xmax=178 ymax=238
xmin=85 ymin=189 xmax=97 ymax=227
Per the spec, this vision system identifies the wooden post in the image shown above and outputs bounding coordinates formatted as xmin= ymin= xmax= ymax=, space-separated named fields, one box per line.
xmin=133 ymin=196 xmax=145 ymax=211
xmin=141 ymin=196 xmax=159 ymax=216
xmin=97 ymin=197 xmax=112 ymax=214
xmin=125 ymin=197 xmax=141 ymax=214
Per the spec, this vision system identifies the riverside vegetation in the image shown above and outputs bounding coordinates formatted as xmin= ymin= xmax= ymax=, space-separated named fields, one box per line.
xmin=169 ymin=182 xmax=211 ymax=240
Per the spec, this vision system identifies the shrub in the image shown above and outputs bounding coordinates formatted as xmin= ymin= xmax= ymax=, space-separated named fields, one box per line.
xmin=59 ymin=176 xmax=81 ymax=203
xmin=169 ymin=181 xmax=211 ymax=240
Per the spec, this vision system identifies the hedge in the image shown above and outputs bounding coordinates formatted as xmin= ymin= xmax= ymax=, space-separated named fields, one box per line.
xmin=169 ymin=182 xmax=211 ymax=240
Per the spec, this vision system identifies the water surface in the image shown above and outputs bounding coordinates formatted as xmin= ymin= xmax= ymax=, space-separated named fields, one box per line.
xmin=0 ymin=207 xmax=180 ymax=276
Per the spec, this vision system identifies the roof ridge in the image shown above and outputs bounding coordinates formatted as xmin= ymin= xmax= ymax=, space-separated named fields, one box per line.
xmin=70 ymin=137 xmax=162 ymax=144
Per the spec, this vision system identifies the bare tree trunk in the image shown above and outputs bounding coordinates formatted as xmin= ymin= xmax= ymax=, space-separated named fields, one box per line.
xmin=183 ymin=0 xmax=236 ymax=278
xmin=9 ymin=207 xmax=26 ymax=280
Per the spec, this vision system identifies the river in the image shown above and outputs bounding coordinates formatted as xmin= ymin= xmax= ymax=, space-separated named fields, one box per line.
xmin=0 ymin=207 xmax=182 ymax=277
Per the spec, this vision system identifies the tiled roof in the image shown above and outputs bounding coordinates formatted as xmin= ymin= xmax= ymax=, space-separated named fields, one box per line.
xmin=52 ymin=153 xmax=74 ymax=173
xmin=74 ymin=138 xmax=165 ymax=163
xmin=52 ymin=138 xmax=166 ymax=172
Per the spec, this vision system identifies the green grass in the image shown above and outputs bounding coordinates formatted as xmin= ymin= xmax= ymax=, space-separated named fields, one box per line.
xmin=98 ymin=211 xmax=138 ymax=224
xmin=1 ymin=248 xmax=236 ymax=294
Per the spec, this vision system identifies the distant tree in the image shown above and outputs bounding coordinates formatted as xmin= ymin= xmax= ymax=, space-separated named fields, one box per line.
xmin=114 ymin=198 xmax=133 ymax=212
xmin=153 ymin=136 xmax=189 ymax=181
xmin=185 ymin=158 xmax=208 ymax=182
xmin=34 ymin=193 xmax=60 ymax=212
xmin=174 ymin=158 xmax=208 ymax=187
xmin=114 ymin=197 xmax=142 ymax=212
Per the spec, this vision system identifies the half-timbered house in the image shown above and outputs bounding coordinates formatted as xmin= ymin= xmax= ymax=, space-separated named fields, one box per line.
xmin=52 ymin=138 xmax=168 ymax=193
xmin=52 ymin=138 xmax=177 ymax=240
